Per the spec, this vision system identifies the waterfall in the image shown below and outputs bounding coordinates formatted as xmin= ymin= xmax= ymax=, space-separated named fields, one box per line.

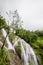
xmin=1 ymin=28 xmax=38 ymax=65
xmin=13 ymin=38 xmax=38 ymax=65
xmin=20 ymin=39 xmax=38 ymax=65
xmin=1 ymin=28 xmax=15 ymax=50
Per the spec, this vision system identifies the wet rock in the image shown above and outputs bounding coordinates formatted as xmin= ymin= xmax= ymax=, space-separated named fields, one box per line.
xmin=9 ymin=49 xmax=24 ymax=65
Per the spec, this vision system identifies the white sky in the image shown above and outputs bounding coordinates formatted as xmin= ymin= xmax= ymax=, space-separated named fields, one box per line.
xmin=0 ymin=0 xmax=43 ymax=31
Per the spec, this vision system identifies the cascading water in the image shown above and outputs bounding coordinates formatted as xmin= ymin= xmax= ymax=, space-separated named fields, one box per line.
xmin=13 ymin=38 xmax=38 ymax=65
xmin=20 ymin=39 xmax=38 ymax=65
xmin=1 ymin=28 xmax=14 ymax=50
xmin=1 ymin=28 xmax=38 ymax=65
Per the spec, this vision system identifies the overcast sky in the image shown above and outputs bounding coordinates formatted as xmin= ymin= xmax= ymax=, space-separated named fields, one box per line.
xmin=0 ymin=0 xmax=43 ymax=31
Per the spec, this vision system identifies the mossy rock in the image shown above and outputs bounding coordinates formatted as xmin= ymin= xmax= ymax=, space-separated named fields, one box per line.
xmin=0 ymin=48 xmax=10 ymax=65
xmin=15 ymin=41 xmax=21 ymax=59
xmin=9 ymin=33 xmax=16 ymax=44
xmin=9 ymin=49 xmax=24 ymax=65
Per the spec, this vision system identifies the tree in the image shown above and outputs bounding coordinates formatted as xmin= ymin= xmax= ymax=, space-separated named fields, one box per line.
xmin=0 ymin=10 xmax=22 ymax=49
xmin=6 ymin=10 xmax=23 ymax=33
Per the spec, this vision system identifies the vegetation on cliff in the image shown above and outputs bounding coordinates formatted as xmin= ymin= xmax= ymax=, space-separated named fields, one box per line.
xmin=0 ymin=48 xmax=10 ymax=65
xmin=15 ymin=29 xmax=43 ymax=65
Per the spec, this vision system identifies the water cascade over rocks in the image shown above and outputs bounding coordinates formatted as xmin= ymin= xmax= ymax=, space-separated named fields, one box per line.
xmin=1 ymin=28 xmax=14 ymax=50
xmin=1 ymin=28 xmax=38 ymax=65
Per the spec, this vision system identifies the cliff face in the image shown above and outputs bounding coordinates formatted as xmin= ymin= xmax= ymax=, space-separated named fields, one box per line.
xmin=0 ymin=30 xmax=23 ymax=65
xmin=0 ymin=29 xmax=43 ymax=65
xmin=9 ymin=50 xmax=23 ymax=65
xmin=0 ymin=41 xmax=23 ymax=65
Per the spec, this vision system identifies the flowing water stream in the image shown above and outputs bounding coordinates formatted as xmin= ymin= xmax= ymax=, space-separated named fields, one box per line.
xmin=1 ymin=28 xmax=38 ymax=65
xmin=1 ymin=28 xmax=14 ymax=50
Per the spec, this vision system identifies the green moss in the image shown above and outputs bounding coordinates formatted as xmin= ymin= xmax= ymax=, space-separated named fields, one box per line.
xmin=0 ymin=48 xmax=10 ymax=65
xmin=9 ymin=33 xmax=16 ymax=43
xmin=15 ymin=41 xmax=21 ymax=58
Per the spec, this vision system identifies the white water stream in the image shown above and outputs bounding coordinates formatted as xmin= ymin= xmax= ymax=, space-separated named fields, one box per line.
xmin=1 ymin=28 xmax=14 ymax=50
xmin=1 ymin=28 xmax=38 ymax=65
